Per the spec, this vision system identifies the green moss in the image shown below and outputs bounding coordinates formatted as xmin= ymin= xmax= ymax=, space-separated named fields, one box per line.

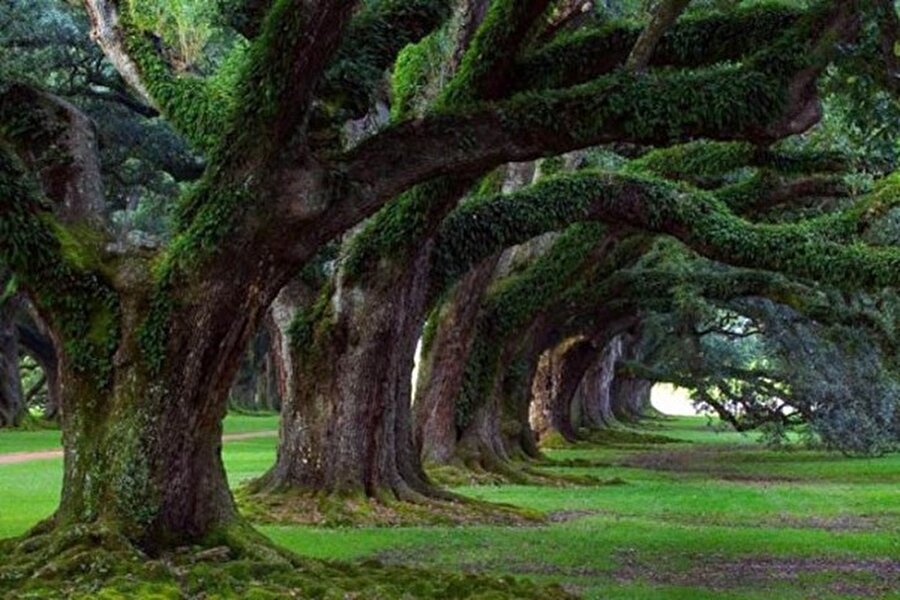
xmin=322 ymin=0 xmax=452 ymax=121
xmin=239 ymin=484 xmax=542 ymax=528
xmin=118 ymin=7 xmax=241 ymax=154
xmin=441 ymin=0 xmax=549 ymax=105
xmin=538 ymin=430 xmax=572 ymax=450
xmin=625 ymin=140 xmax=848 ymax=188
xmin=432 ymin=176 xmax=604 ymax=294
xmin=0 ymin=146 xmax=119 ymax=388
xmin=0 ymin=523 xmax=572 ymax=599
xmin=454 ymin=224 xmax=606 ymax=430
xmin=285 ymin=278 xmax=337 ymax=372
xmin=343 ymin=0 xmax=557 ymax=286
xmin=513 ymin=3 xmax=803 ymax=91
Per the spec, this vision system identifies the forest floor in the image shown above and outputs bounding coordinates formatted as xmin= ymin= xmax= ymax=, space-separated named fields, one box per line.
xmin=1 ymin=414 xmax=898 ymax=599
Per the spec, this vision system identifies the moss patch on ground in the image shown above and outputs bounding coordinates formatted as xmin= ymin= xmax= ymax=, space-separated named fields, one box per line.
xmin=0 ymin=523 xmax=570 ymax=600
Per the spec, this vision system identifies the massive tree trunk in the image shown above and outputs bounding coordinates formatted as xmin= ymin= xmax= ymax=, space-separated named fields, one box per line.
xmin=260 ymin=250 xmax=438 ymax=501
xmin=609 ymin=331 xmax=653 ymax=422
xmin=414 ymin=258 xmax=498 ymax=464
xmin=530 ymin=338 xmax=594 ymax=444
xmin=455 ymin=324 xmax=545 ymax=472
xmin=0 ymin=293 xmax=25 ymax=428
xmin=47 ymin=256 xmax=296 ymax=552
xmin=577 ymin=336 xmax=625 ymax=429
xmin=611 ymin=376 xmax=654 ymax=422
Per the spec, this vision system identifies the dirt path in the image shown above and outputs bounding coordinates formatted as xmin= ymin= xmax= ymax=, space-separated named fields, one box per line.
xmin=0 ymin=430 xmax=278 ymax=466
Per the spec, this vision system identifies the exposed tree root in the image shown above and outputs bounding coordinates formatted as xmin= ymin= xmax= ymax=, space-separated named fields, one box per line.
xmin=578 ymin=427 xmax=682 ymax=447
xmin=0 ymin=520 xmax=573 ymax=599
xmin=237 ymin=485 xmax=543 ymax=527
xmin=426 ymin=453 xmax=609 ymax=489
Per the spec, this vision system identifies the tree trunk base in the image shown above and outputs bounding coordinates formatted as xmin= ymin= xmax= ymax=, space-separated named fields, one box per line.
xmin=430 ymin=443 xmax=602 ymax=489
xmin=0 ymin=519 xmax=292 ymax=597
xmin=0 ymin=518 xmax=572 ymax=599
xmin=236 ymin=484 xmax=542 ymax=527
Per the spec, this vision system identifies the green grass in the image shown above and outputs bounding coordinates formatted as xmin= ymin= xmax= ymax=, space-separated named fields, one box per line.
xmin=2 ymin=415 xmax=898 ymax=599
xmin=0 ymin=414 xmax=279 ymax=540
xmin=0 ymin=412 xmax=278 ymax=455
xmin=0 ymin=427 xmax=62 ymax=455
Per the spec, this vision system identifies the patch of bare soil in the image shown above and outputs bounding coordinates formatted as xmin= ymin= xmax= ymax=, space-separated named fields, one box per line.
xmin=621 ymin=445 xmax=802 ymax=483
xmin=652 ymin=511 xmax=897 ymax=532
xmin=545 ymin=509 xmax=606 ymax=523
xmin=615 ymin=552 xmax=900 ymax=597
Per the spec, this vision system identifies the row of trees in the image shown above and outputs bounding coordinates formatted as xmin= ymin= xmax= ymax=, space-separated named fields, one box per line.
xmin=1 ymin=0 xmax=899 ymax=593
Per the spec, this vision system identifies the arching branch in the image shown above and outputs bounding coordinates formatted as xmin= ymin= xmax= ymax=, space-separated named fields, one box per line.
xmin=432 ymin=169 xmax=900 ymax=293
xmin=340 ymin=0 xmax=859 ymax=207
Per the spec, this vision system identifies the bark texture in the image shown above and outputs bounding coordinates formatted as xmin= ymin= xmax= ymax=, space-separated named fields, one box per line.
xmin=414 ymin=257 xmax=498 ymax=464
xmin=262 ymin=251 xmax=437 ymax=500
xmin=577 ymin=336 xmax=624 ymax=429
xmin=530 ymin=338 xmax=593 ymax=443
xmin=0 ymin=294 xmax=24 ymax=428
xmin=625 ymin=0 xmax=693 ymax=72
xmin=611 ymin=376 xmax=654 ymax=421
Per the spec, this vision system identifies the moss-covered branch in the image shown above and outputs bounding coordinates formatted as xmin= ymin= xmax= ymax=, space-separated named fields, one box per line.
xmin=346 ymin=65 xmax=780 ymax=204
xmin=83 ymin=0 xmax=239 ymax=153
xmin=433 ymin=167 xmax=900 ymax=295
xmin=624 ymin=140 xmax=847 ymax=187
xmin=318 ymin=0 xmax=454 ymax=121
xmin=512 ymin=3 xmax=803 ymax=91
xmin=441 ymin=0 xmax=553 ymax=104
xmin=0 ymin=145 xmax=118 ymax=387
xmin=338 ymin=0 xmax=555 ymax=283
xmin=454 ymin=224 xmax=619 ymax=428
xmin=0 ymin=83 xmax=106 ymax=223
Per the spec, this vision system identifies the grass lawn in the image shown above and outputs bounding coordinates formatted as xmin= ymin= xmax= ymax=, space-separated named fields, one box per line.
xmin=0 ymin=412 xmax=279 ymax=455
xmin=1 ymin=415 xmax=898 ymax=599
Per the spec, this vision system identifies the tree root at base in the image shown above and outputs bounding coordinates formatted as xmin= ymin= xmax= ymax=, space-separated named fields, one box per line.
xmin=0 ymin=520 xmax=572 ymax=599
xmin=237 ymin=485 xmax=544 ymax=528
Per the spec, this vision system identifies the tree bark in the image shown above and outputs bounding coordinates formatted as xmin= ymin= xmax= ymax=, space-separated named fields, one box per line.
xmin=530 ymin=338 xmax=592 ymax=444
xmin=455 ymin=324 xmax=546 ymax=471
xmin=414 ymin=257 xmax=499 ymax=464
xmin=625 ymin=0 xmax=692 ymax=72
xmin=47 ymin=278 xmax=245 ymax=551
xmin=0 ymin=294 xmax=25 ymax=428
xmin=577 ymin=336 xmax=624 ymax=429
xmin=611 ymin=375 xmax=653 ymax=422
xmin=261 ymin=250 xmax=438 ymax=501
